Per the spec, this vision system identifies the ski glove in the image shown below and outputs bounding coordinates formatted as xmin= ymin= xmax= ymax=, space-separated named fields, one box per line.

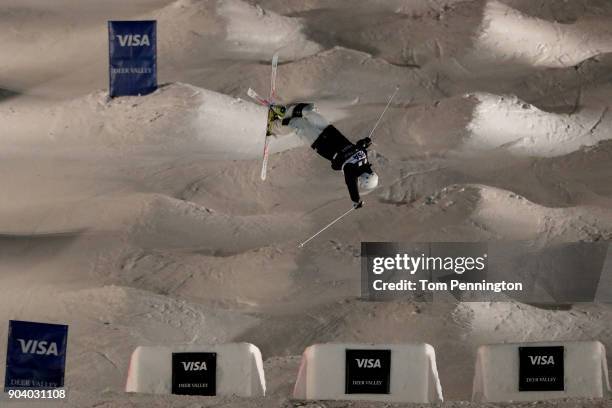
xmin=353 ymin=200 xmax=364 ymax=209
xmin=356 ymin=137 xmax=372 ymax=149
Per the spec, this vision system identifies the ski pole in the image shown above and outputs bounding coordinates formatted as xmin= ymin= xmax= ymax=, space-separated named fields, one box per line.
xmin=367 ymin=85 xmax=400 ymax=140
xmin=299 ymin=206 xmax=356 ymax=248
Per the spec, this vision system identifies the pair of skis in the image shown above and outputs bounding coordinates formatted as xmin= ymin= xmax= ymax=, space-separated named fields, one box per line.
xmin=247 ymin=54 xmax=399 ymax=247
xmin=247 ymin=53 xmax=279 ymax=181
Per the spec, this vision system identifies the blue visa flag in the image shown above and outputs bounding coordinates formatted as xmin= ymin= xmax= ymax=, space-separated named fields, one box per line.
xmin=4 ymin=320 xmax=68 ymax=390
xmin=108 ymin=20 xmax=157 ymax=97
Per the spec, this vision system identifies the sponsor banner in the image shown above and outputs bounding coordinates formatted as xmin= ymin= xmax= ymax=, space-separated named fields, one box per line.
xmin=171 ymin=352 xmax=216 ymax=396
xmin=4 ymin=320 xmax=68 ymax=391
xmin=345 ymin=349 xmax=391 ymax=394
xmin=519 ymin=346 xmax=565 ymax=391
xmin=108 ymin=20 xmax=157 ymax=97
xmin=361 ymin=242 xmax=612 ymax=303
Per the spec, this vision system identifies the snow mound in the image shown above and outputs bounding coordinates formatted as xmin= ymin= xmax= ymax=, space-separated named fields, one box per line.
xmin=254 ymin=0 xmax=467 ymax=15
xmin=417 ymin=184 xmax=612 ymax=242
xmin=49 ymin=84 xmax=204 ymax=147
xmin=192 ymin=84 xmax=302 ymax=157
xmin=499 ymin=0 xmax=612 ymax=23
xmin=466 ymin=93 xmax=611 ymax=157
xmin=467 ymin=1 xmax=612 ymax=69
xmin=60 ymin=285 xmax=258 ymax=344
xmin=217 ymin=0 xmax=322 ymax=60
xmin=151 ymin=0 xmax=321 ymax=62
xmin=150 ymin=0 xmax=223 ymax=62
xmin=58 ymin=285 xmax=259 ymax=392
xmin=450 ymin=185 xmax=612 ymax=243
xmin=2 ymin=83 xmax=303 ymax=158
xmin=267 ymin=46 xmax=440 ymax=104
xmin=454 ymin=302 xmax=612 ymax=361
xmin=128 ymin=194 xmax=305 ymax=253
xmin=113 ymin=246 xmax=298 ymax=307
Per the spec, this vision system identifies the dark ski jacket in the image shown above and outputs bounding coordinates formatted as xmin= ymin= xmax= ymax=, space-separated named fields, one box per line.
xmin=311 ymin=125 xmax=373 ymax=203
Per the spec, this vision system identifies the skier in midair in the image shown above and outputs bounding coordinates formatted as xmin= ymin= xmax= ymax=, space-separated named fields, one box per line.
xmin=268 ymin=103 xmax=379 ymax=209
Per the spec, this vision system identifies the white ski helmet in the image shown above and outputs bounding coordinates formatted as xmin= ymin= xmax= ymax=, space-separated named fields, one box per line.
xmin=358 ymin=171 xmax=379 ymax=191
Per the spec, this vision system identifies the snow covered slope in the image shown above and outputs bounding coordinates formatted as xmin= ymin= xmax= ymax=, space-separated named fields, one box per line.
xmin=1 ymin=83 xmax=304 ymax=157
xmin=472 ymin=1 xmax=612 ymax=68
xmin=466 ymin=93 xmax=611 ymax=157
xmin=0 ymin=0 xmax=612 ymax=407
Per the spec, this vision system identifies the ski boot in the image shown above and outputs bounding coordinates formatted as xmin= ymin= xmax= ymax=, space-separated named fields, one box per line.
xmin=266 ymin=104 xmax=287 ymax=136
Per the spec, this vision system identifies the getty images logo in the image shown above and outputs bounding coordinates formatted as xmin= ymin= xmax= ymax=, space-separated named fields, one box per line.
xmin=116 ymin=34 xmax=150 ymax=47
xmin=182 ymin=361 xmax=208 ymax=371
xmin=529 ymin=355 xmax=555 ymax=365
xmin=17 ymin=339 xmax=59 ymax=356
xmin=355 ymin=358 xmax=382 ymax=369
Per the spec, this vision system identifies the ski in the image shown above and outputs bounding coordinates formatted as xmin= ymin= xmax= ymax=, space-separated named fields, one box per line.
xmin=260 ymin=53 xmax=279 ymax=180
xmin=246 ymin=53 xmax=280 ymax=181
xmin=247 ymin=86 xmax=272 ymax=180
xmin=247 ymin=87 xmax=270 ymax=107
xmin=270 ymin=53 xmax=278 ymax=100
xmin=260 ymin=133 xmax=271 ymax=180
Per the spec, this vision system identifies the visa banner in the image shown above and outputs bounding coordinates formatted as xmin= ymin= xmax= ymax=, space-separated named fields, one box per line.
xmin=4 ymin=320 xmax=68 ymax=390
xmin=108 ymin=20 xmax=157 ymax=97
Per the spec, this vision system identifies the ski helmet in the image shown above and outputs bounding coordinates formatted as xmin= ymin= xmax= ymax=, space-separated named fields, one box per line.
xmin=358 ymin=171 xmax=379 ymax=191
